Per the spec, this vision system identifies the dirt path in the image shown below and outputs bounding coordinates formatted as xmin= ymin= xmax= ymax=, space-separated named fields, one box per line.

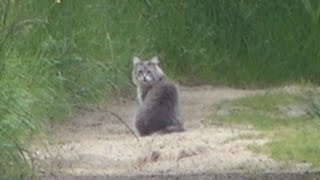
xmin=34 ymin=86 xmax=283 ymax=178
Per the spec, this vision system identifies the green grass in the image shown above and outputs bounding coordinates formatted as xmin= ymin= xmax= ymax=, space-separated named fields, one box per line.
xmin=214 ymin=92 xmax=302 ymax=129
xmin=212 ymin=90 xmax=320 ymax=166
xmin=265 ymin=126 xmax=320 ymax=166
xmin=147 ymin=0 xmax=320 ymax=86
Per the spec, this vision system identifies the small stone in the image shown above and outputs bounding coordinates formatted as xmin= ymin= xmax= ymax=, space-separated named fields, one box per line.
xmin=176 ymin=149 xmax=197 ymax=161
xmin=149 ymin=151 xmax=161 ymax=162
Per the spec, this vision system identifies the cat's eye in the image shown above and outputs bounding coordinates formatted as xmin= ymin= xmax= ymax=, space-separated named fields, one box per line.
xmin=138 ymin=70 xmax=143 ymax=74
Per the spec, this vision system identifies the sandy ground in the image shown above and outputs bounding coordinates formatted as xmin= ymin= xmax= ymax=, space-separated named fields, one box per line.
xmin=32 ymin=86 xmax=315 ymax=179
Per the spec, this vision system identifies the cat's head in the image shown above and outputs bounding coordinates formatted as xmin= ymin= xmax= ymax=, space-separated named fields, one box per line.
xmin=132 ymin=56 xmax=165 ymax=87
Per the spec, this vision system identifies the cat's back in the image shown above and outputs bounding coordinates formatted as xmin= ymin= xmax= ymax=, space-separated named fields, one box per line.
xmin=145 ymin=79 xmax=178 ymax=106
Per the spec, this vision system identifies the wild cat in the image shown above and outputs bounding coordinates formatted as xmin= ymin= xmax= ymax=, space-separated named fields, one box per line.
xmin=132 ymin=56 xmax=185 ymax=136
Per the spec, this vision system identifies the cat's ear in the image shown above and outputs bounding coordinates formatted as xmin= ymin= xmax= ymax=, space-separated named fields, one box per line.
xmin=150 ymin=56 xmax=159 ymax=64
xmin=133 ymin=56 xmax=141 ymax=65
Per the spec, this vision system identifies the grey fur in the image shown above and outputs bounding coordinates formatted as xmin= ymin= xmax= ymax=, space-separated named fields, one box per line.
xmin=132 ymin=56 xmax=185 ymax=136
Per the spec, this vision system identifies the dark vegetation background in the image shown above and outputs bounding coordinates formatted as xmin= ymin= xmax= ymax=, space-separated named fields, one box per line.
xmin=0 ymin=0 xmax=320 ymax=178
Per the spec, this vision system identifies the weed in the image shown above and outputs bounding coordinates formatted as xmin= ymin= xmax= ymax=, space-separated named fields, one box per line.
xmin=212 ymin=91 xmax=320 ymax=166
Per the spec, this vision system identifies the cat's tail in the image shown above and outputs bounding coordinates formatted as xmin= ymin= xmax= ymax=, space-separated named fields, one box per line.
xmin=158 ymin=125 xmax=185 ymax=135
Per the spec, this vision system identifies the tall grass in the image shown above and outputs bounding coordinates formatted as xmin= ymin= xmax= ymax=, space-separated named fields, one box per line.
xmin=0 ymin=0 xmax=141 ymax=178
xmin=145 ymin=0 xmax=320 ymax=86
xmin=1 ymin=0 xmax=320 ymax=178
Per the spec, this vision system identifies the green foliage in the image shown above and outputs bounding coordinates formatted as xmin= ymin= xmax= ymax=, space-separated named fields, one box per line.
xmin=1 ymin=0 xmax=320 ymax=178
xmin=265 ymin=125 xmax=320 ymax=166
xmin=145 ymin=0 xmax=320 ymax=86
xmin=0 ymin=0 xmax=139 ymax=178
xmin=233 ymin=93 xmax=298 ymax=112
xmin=303 ymin=90 xmax=320 ymax=117
xmin=212 ymin=91 xmax=320 ymax=166
xmin=213 ymin=92 xmax=302 ymax=129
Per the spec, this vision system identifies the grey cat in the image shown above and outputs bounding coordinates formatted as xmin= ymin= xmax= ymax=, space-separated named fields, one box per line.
xmin=132 ymin=56 xmax=185 ymax=136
